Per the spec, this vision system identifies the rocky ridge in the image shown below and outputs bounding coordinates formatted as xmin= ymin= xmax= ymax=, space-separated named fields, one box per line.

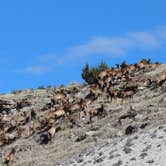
xmin=0 ymin=62 xmax=165 ymax=166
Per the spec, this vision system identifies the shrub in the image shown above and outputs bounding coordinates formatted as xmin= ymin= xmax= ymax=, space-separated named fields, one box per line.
xmin=115 ymin=64 xmax=120 ymax=68
xmin=81 ymin=61 xmax=109 ymax=84
xmin=47 ymin=85 xmax=52 ymax=89
xmin=120 ymin=60 xmax=128 ymax=68
xmin=140 ymin=58 xmax=152 ymax=64
xmin=59 ymin=84 xmax=65 ymax=88
xmin=98 ymin=60 xmax=109 ymax=71
xmin=11 ymin=90 xmax=23 ymax=94
xmin=37 ymin=85 xmax=45 ymax=90
xmin=69 ymin=81 xmax=78 ymax=86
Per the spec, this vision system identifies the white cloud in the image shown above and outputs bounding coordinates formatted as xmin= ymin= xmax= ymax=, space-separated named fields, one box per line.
xmin=155 ymin=26 xmax=166 ymax=38
xmin=20 ymin=26 xmax=166 ymax=74
xmin=24 ymin=66 xmax=49 ymax=74
xmin=127 ymin=32 xmax=161 ymax=48
xmin=38 ymin=54 xmax=59 ymax=62
xmin=55 ymin=26 xmax=166 ymax=64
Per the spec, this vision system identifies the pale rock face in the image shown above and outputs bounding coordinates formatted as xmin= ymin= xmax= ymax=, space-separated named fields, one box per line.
xmin=0 ymin=64 xmax=165 ymax=166
xmin=163 ymin=97 xmax=166 ymax=102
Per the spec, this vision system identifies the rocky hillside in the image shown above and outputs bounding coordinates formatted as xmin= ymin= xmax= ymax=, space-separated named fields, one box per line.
xmin=0 ymin=62 xmax=166 ymax=166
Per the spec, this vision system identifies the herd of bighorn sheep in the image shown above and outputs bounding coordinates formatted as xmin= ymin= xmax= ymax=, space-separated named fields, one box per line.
xmin=0 ymin=61 xmax=165 ymax=164
xmin=87 ymin=61 xmax=165 ymax=103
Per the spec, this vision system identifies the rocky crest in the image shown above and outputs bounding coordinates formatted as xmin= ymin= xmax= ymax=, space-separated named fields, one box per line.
xmin=0 ymin=62 xmax=166 ymax=166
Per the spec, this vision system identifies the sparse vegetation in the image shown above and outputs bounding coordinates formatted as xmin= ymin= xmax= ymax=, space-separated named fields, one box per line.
xmin=120 ymin=60 xmax=128 ymax=68
xmin=47 ymin=85 xmax=52 ymax=89
xmin=81 ymin=61 xmax=109 ymax=84
xmin=0 ymin=60 xmax=165 ymax=166
xmin=37 ymin=85 xmax=45 ymax=90
xmin=59 ymin=84 xmax=65 ymax=88
xmin=140 ymin=58 xmax=152 ymax=65
xmin=11 ymin=90 xmax=23 ymax=94
xmin=69 ymin=81 xmax=78 ymax=86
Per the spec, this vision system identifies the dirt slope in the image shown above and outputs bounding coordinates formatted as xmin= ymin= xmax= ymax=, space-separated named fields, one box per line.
xmin=0 ymin=63 xmax=165 ymax=166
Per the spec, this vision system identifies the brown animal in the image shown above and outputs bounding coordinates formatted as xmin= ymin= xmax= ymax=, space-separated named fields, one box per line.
xmin=98 ymin=70 xmax=109 ymax=80
xmin=79 ymin=99 xmax=92 ymax=115
xmin=66 ymin=103 xmax=81 ymax=114
xmin=14 ymin=112 xmax=29 ymax=125
xmin=63 ymin=102 xmax=82 ymax=124
xmin=123 ymin=83 xmax=138 ymax=92
xmin=2 ymin=114 xmax=12 ymax=123
xmin=47 ymin=108 xmax=66 ymax=126
xmin=16 ymin=98 xmax=31 ymax=109
xmin=105 ymin=77 xmax=113 ymax=88
xmin=38 ymin=116 xmax=48 ymax=131
xmin=54 ymin=109 xmax=66 ymax=118
xmin=138 ymin=62 xmax=146 ymax=69
xmin=128 ymin=65 xmax=137 ymax=73
xmin=51 ymin=92 xmax=69 ymax=106
xmin=48 ymin=126 xmax=56 ymax=138
xmin=4 ymin=148 xmax=15 ymax=165
xmin=4 ymin=127 xmax=22 ymax=143
xmin=89 ymin=104 xmax=106 ymax=122
xmin=156 ymin=72 xmax=166 ymax=87
xmin=121 ymin=90 xmax=136 ymax=103
xmin=107 ymin=88 xmax=118 ymax=102
xmin=85 ymin=86 xmax=102 ymax=100
xmin=98 ymin=79 xmax=105 ymax=90
xmin=29 ymin=121 xmax=41 ymax=134
xmin=0 ymin=132 xmax=5 ymax=146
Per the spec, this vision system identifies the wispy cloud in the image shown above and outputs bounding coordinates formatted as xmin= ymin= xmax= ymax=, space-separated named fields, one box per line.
xmin=19 ymin=66 xmax=49 ymax=75
xmin=38 ymin=54 xmax=59 ymax=62
xmin=20 ymin=26 xmax=166 ymax=74
xmin=127 ymin=32 xmax=161 ymax=49
xmin=41 ymin=26 xmax=166 ymax=65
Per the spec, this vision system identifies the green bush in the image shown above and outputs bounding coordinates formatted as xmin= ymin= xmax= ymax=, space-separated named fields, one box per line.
xmin=120 ymin=60 xmax=128 ymax=68
xmin=11 ymin=90 xmax=23 ymax=94
xmin=37 ymin=85 xmax=45 ymax=90
xmin=140 ymin=58 xmax=152 ymax=64
xmin=47 ymin=85 xmax=52 ymax=89
xmin=98 ymin=61 xmax=109 ymax=71
xmin=69 ymin=81 xmax=78 ymax=86
xmin=81 ymin=61 xmax=109 ymax=84
xmin=59 ymin=84 xmax=65 ymax=88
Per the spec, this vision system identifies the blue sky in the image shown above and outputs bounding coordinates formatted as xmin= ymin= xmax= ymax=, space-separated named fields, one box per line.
xmin=0 ymin=0 xmax=166 ymax=93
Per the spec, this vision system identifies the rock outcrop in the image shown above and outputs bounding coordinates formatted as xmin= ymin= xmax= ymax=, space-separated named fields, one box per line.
xmin=0 ymin=62 xmax=165 ymax=166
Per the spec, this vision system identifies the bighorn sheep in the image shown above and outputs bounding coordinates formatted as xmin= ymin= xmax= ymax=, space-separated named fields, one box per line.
xmin=107 ymin=88 xmax=118 ymax=102
xmin=89 ymin=104 xmax=106 ymax=122
xmin=86 ymin=86 xmax=102 ymax=100
xmin=121 ymin=90 xmax=136 ymax=103
xmin=156 ymin=72 xmax=166 ymax=87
